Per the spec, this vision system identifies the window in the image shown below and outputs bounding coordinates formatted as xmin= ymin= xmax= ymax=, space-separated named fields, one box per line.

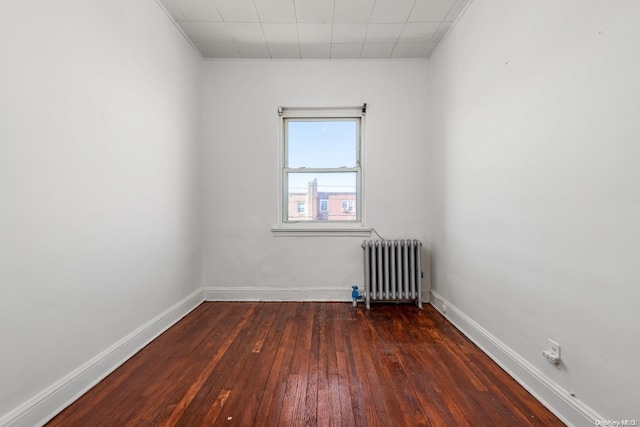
xmin=341 ymin=200 xmax=354 ymax=213
xmin=273 ymin=106 xmax=370 ymax=237
xmin=281 ymin=108 xmax=362 ymax=225
xmin=296 ymin=202 xmax=306 ymax=214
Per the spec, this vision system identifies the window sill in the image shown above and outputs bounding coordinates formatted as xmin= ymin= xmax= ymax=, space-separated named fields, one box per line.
xmin=271 ymin=224 xmax=372 ymax=237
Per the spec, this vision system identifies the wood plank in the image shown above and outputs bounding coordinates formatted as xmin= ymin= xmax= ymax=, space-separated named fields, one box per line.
xmin=331 ymin=304 xmax=357 ymax=427
xmin=289 ymin=304 xmax=314 ymax=426
xmin=47 ymin=302 xmax=565 ymax=427
xmin=256 ymin=303 xmax=298 ymax=426
xmin=302 ymin=304 xmax=319 ymax=426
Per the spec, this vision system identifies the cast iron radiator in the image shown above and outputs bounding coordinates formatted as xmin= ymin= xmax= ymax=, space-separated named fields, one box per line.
xmin=361 ymin=240 xmax=423 ymax=310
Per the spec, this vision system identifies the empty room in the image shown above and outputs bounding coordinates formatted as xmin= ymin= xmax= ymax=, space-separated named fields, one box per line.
xmin=1 ymin=0 xmax=638 ymax=426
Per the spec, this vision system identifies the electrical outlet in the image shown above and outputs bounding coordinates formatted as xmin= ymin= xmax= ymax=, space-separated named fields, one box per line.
xmin=543 ymin=339 xmax=561 ymax=365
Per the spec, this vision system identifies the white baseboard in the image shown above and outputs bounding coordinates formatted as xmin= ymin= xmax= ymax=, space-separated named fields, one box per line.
xmin=204 ymin=286 xmax=352 ymax=302
xmin=0 ymin=288 xmax=204 ymax=427
xmin=204 ymin=286 xmax=431 ymax=304
xmin=429 ymin=290 xmax=603 ymax=427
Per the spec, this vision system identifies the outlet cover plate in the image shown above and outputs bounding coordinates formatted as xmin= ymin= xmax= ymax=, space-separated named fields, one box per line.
xmin=548 ymin=339 xmax=560 ymax=358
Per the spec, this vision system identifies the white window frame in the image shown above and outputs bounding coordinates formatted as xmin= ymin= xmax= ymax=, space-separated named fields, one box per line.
xmin=272 ymin=106 xmax=371 ymax=237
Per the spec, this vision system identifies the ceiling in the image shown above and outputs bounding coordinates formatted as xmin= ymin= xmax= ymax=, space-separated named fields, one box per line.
xmin=157 ymin=0 xmax=469 ymax=59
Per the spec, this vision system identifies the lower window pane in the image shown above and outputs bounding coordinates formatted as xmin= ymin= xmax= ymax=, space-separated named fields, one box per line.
xmin=287 ymin=172 xmax=357 ymax=221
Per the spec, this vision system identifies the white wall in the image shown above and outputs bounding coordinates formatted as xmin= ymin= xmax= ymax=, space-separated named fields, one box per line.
xmin=202 ymin=60 xmax=429 ymax=301
xmin=428 ymin=0 xmax=640 ymax=422
xmin=0 ymin=1 xmax=203 ymax=424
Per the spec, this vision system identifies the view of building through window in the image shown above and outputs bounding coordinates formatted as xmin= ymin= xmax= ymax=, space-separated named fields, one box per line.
xmin=287 ymin=176 xmax=357 ymax=221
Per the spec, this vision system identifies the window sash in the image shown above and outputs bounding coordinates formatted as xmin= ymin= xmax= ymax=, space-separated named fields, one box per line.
xmin=283 ymin=169 xmax=361 ymax=223
xmin=284 ymin=118 xmax=360 ymax=170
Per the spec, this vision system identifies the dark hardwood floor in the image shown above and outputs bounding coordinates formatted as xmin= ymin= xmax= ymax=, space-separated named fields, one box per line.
xmin=47 ymin=302 xmax=564 ymax=426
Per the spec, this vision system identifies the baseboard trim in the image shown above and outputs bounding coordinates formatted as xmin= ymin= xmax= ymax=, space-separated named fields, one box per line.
xmin=429 ymin=290 xmax=603 ymax=427
xmin=204 ymin=286 xmax=431 ymax=304
xmin=1 ymin=288 xmax=205 ymax=427
xmin=204 ymin=286 xmax=352 ymax=302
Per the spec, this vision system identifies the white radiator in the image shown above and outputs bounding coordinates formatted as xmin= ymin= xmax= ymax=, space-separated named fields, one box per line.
xmin=361 ymin=240 xmax=423 ymax=310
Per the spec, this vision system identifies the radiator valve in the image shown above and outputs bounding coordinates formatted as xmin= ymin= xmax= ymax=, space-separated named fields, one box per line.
xmin=351 ymin=286 xmax=362 ymax=307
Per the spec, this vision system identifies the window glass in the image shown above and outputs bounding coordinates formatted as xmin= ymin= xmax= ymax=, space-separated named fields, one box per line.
xmin=286 ymin=172 xmax=357 ymax=221
xmin=287 ymin=120 xmax=358 ymax=169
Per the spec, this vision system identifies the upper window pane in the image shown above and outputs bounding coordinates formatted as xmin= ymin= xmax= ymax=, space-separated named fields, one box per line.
xmin=286 ymin=119 xmax=358 ymax=168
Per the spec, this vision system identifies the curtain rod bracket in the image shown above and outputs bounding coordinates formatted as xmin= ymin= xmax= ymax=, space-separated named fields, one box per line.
xmin=278 ymin=106 xmax=283 ymax=116
xmin=362 ymin=103 xmax=367 ymax=115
